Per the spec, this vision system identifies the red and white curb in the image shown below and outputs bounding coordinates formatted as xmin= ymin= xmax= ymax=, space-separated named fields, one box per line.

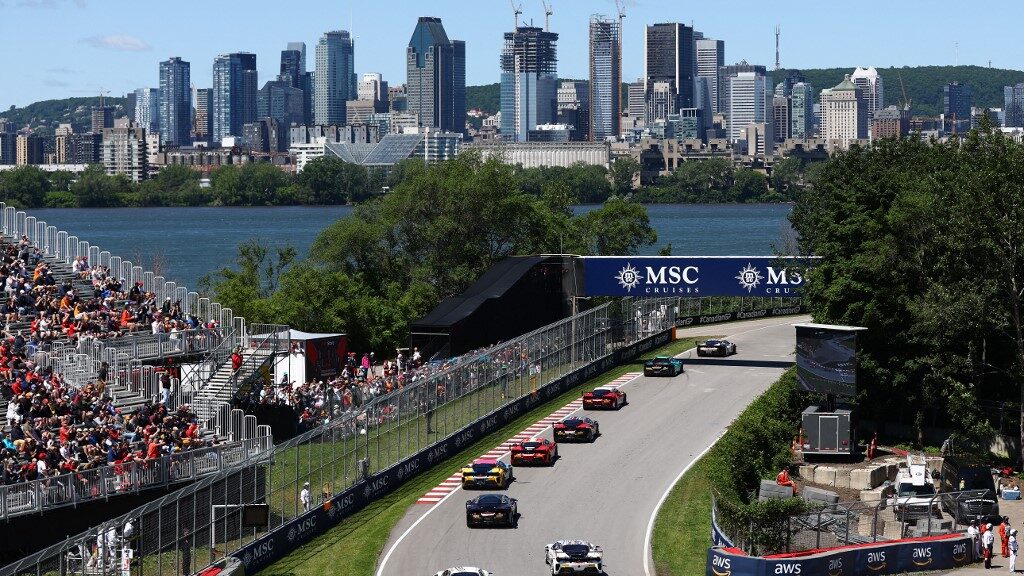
xmin=415 ymin=372 xmax=641 ymax=504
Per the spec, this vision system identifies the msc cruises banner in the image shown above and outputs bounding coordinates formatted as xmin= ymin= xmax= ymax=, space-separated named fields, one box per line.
xmin=582 ymin=256 xmax=817 ymax=297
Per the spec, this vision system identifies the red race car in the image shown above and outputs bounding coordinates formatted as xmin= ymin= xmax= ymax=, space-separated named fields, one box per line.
xmin=510 ymin=438 xmax=558 ymax=466
xmin=582 ymin=386 xmax=627 ymax=410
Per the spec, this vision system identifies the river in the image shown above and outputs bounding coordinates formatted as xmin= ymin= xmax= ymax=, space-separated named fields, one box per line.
xmin=23 ymin=204 xmax=794 ymax=289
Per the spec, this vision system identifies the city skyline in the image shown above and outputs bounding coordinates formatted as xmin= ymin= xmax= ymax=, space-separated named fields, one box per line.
xmin=3 ymin=0 xmax=1022 ymax=108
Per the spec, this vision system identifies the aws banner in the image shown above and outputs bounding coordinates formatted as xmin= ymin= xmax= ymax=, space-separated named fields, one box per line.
xmin=582 ymin=256 xmax=815 ymax=297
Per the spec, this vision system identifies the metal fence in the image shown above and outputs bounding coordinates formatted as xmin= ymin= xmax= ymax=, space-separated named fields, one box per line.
xmin=0 ymin=299 xmax=677 ymax=576
xmin=713 ymin=488 xmax=994 ymax=556
xmin=0 ymin=428 xmax=273 ymax=521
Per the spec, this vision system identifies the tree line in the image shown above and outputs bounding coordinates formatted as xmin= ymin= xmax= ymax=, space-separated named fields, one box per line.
xmin=792 ymin=125 xmax=1024 ymax=458
xmin=204 ymin=151 xmax=660 ymax=352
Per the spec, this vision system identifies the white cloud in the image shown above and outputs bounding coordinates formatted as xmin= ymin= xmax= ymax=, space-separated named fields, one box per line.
xmin=81 ymin=34 xmax=150 ymax=52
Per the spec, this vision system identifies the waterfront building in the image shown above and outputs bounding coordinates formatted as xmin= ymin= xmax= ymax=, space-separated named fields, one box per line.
xmin=15 ymin=134 xmax=43 ymax=165
xmin=589 ymin=14 xmax=621 ymax=141
xmin=407 ymin=17 xmax=466 ymax=134
xmin=315 ymin=30 xmax=356 ymax=125
xmin=159 ymin=57 xmax=191 ymax=146
xmin=500 ymin=26 xmax=558 ymax=142
xmin=101 ymin=126 xmax=147 ymax=182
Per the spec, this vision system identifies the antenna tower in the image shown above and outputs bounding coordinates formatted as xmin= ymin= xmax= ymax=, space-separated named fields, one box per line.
xmin=774 ymin=25 xmax=781 ymax=71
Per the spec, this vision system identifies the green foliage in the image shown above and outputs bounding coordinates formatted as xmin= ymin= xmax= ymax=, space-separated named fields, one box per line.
xmin=0 ymin=96 xmax=127 ymax=136
xmin=208 ymin=152 xmax=658 ymax=352
xmin=775 ymin=65 xmax=1024 ymax=117
xmin=297 ymin=156 xmax=373 ymax=204
xmin=71 ymin=164 xmax=128 ymax=207
xmin=514 ymin=162 xmax=612 ymax=204
xmin=790 ymin=130 xmax=1024 ymax=451
xmin=609 ymin=156 xmax=641 ymax=195
xmin=0 ymin=165 xmax=50 ymax=207
xmin=465 ymin=83 xmax=500 ymax=115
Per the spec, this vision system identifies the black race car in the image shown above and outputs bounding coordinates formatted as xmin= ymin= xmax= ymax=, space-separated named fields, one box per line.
xmin=466 ymin=493 xmax=518 ymax=528
xmin=553 ymin=417 xmax=600 ymax=442
xmin=644 ymin=355 xmax=684 ymax=376
xmin=696 ymin=339 xmax=737 ymax=357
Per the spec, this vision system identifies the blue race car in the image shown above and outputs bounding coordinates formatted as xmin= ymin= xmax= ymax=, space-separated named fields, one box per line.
xmin=644 ymin=355 xmax=683 ymax=377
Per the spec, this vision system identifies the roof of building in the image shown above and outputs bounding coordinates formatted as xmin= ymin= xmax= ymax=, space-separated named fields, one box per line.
xmin=832 ymin=74 xmax=858 ymax=91
xmin=362 ymin=134 xmax=424 ymax=166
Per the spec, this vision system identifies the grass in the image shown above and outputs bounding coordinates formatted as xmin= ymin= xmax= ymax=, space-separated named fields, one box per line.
xmin=260 ymin=336 xmax=709 ymax=576
xmin=651 ymin=456 xmax=716 ymax=576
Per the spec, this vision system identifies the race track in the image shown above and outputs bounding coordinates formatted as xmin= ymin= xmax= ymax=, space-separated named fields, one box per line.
xmin=376 ymin=315 xmax=808 ymax=576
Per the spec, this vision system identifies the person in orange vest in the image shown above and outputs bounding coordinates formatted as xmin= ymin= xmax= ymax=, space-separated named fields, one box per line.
xmin=868 ymin=433 xmax=877 ymax=460
xmin=1001 ymin=516 xmax=1011 ymax=558
xmin=777 ymin=469 xmax=796 ymax=494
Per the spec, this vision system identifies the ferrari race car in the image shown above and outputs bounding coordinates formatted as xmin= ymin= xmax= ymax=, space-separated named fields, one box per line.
xmin=643 ymin=355 xmax=683 ymax=376
xmin=461 ymin=458 xmax=514 ymax=489
xmin=465 ymin=493 xmax=518 ymax=528
xmin=696 ymin=339 xmax=737 ymax=357
xmin=511 ymin=438 xmax=558 ymax=466
xmin=545 ymin=540 xmax=604 ymax=574
xmin=433 ymin=568 xmax=491 ymax=576
xmin=553 ymin=417 xmax=599 ymax=442
xmin=582 ymin=386 xmax=627 ymax=410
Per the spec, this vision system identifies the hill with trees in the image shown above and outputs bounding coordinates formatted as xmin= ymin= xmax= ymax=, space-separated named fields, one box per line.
xmin=0 ymin=96 xmax=127 ymax=136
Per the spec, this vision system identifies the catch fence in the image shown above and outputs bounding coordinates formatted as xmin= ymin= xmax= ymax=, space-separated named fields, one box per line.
xmin=713 ymin=489 xmax=993 ymax=556
xmin=0 ymin=298 xmax=677 ymax=576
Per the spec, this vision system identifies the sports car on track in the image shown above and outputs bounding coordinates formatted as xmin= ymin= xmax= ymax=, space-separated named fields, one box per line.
xmin=545 ymin=540 xmax=604 ymax=574
xmin=465 ymin=493 xmax=518 ymax=528
xmin=510 ymin=438 xmax=558 ymax=465
xmin=461 ymin=458 xmax=514 ymax=489
xmin=582 ymin=386 xmax=627 ymax=410
xmin=553 ymin=417 xmax=599 ymax=442
xmin=432 ymin=568 xmax=491 ymax=576
xmin=697 ymin=339 xmax=738 ymax=357
xmin=643 ymin=355 xmax=683 ymax=376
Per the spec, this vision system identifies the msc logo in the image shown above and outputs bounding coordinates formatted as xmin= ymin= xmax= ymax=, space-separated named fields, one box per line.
xmin=427 ymin=444 xmax=447 ymax=464
xmin=912 ymin=547 xmax=933 ymax=566
xmin=615 ymin=263 xmax=642 ymax=292
xmin=454 ymin=430 xmax=474 ymax=448
xmin=364 ymin=477 xmax=389 ymax=498
xmin=479 ymin=415 xmax=498 ymax=434
xmin=613 ymin=263 xmax=701 ymax=294
xmin=286 ymin=527 xmax=296 ymax=543
xmin=952 ymin=542 xmax=969 ymax=563
xmin=710 ymin=554 xmax=731 ymax=576
xmin=335 ymin=493 xmax=355 ymax=512
xmin=245 ymin=538 xmax=274 ymax=567
xmin=772 ymin=563 xmax=802 ymax=574
xmin=866 ymin=551 xmax=886 ymax=571
xmin=736 ymin=263 xmax=763 ymax=292
xmin=502 ymin=404 xmax=521 ymax=421
xmin=396 ymin=460 xmax=419 ymax=480
xmin=827 ymin=557 xmax=843 ymax=576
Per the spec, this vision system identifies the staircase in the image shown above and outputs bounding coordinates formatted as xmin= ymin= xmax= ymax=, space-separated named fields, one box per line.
xmin=192 ymin=327 xmax=287 ymax=427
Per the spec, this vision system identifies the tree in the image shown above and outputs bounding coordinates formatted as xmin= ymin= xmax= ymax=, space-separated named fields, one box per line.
xmin=609 ymin=156 xmax=640 ymax=195
xmin=573 ymin=197 xmax=657 ymax=256
xmin=71 ymin=164 xmax=125 ymax=207
xmin=298 ymin=156 xmax=370 ymax=204
xmin=770 ymin=157 xmax=802 ymax=198
xmin=730 ymin=168 xmax=769 ymax=202
xmin=202 ymin=239 xmax=296 ymax=322
xmin=0 ymin=165 xmax=49 ymax=207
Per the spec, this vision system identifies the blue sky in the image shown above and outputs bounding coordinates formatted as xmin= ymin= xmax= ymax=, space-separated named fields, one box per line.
xmin=1 ymin=0 xmax=1021 ymax=108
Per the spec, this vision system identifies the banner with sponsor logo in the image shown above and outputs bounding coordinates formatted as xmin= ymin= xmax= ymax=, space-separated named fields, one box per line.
xmin=675 ymin=305 xmax=806 ymax=328
xmin=582 ymin=256 xmax=816 ymax=297
xmin=706 ymin=535 xmax=974 ymax=576
xmin=232 ymin=329 xmax=673 ymax=574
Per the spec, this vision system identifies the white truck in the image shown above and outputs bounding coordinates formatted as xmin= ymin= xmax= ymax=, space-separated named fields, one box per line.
xmin=890 ymin=453 xmax=940 ymax=521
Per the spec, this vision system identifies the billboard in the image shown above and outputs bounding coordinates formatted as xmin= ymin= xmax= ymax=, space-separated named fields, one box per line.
xmin=581 ymin=256 xmax=815 ymax=297
xmin=795 ymin=324 xmax=866 ymax=398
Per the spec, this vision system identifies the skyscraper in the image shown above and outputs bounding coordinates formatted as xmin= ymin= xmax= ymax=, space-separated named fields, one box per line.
xmin=280 ymin=48 xmax=304 ymax=88
xmin=133 ymin=88 xmax=160 ymax=137
xmin=821 ymin=75 xmax=868 ymax=148
xmin=557 ymin=80 xmax=589 ymax=141
xmin=943 ymin=82 xmax=972 ymax=127
xmin=258 ymin=81 xmax=304 ymax=128
xmin=159 ymin=56 xmax=191 ymax=146
xmin=644 ymin=22 xmax=694 ymax=120
xmin=358 ymin=73 xmax=390 ymax=112
xmin=91 ymin=106 xmax=113 ymax=133
xmin=790 ymin=82 xmax=814 ymax=139
xmin=315 ymin=30 xmax=356 ymax=125
xmin=718 ymin=62 xmax=767 ymax=131
xmin=500 ymin=26 xmax=558 ymax=142
xmin=588 ymin=15 xmax=621 ymax=141
xmin=193 ymin=88 xmax=212 ymax=144
xmin=211 ymin=53 xmax=257 ymax=144
xmin=696 ymin=38 xmax=725 ymax=113
xmin=850 ymin=67 xmax=883 ymax=119
xmin=407 ymin=17 xmax=466 ymax=134
xmin=727 ymin=70 xmax=771 ymax=143
xmin=1005 ymin=83 xmax=1024 ymax=128
xmin=772 ymin=96 xmax=790 ymax=142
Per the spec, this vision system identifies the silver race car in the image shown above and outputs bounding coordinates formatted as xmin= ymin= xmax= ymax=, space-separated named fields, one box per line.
xmin=544 ymin=540 xmax=604 ymax=574
xmin=432 ymin=568 xmax=491 ymax=576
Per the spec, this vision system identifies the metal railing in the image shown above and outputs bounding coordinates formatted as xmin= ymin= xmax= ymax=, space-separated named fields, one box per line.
xmin=713 ymin=488 xmax=998 ymax=556
xmin=0 ymin=299 xmax=677 ymax=576
xmin=0 ymin=427 xmax=273 ymax=521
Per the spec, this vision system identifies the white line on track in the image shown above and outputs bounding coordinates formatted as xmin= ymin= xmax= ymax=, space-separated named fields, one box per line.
xmin=375 ymin=373 xmax=641 ymax=576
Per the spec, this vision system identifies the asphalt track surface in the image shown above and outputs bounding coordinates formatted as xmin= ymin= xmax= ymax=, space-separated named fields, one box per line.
xmin=376 ymin=315 xmax=809 ymax=576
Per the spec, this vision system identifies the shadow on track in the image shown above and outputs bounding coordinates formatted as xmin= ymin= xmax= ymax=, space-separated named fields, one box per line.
xmin=681 ymin=359 xmax=795 ymax=369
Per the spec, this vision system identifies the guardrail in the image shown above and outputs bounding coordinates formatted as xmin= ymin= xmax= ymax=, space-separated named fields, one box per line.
xmin=0 ymin=428 xmax=273 ymax=521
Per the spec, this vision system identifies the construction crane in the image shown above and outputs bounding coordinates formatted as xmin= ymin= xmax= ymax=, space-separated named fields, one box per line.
xmin=896 ymin=71 xmax=912 ymax=111
xmin=541 ymin=0 xmax=552 ymax=32
xmin=615 ymin=0 xmax=625 ymax=103
xmin=97 ymin=87 xmax=110 ymax=108
xmin=510 ymin=0 xmax=523 ymax=29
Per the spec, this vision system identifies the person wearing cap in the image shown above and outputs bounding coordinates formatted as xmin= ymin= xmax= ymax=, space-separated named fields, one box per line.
xmin=300 ymin=482 xmax=311 ymax=512
xmin=1004 ymin=517 xmax=1013 ymax=558
xmin=985 ymin=523 xmax=996 ymax=569
xmin=1011 ymin=528 xmax=1019 ymax=573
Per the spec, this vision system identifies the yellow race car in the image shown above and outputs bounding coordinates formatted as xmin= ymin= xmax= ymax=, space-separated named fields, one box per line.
xmin=461 ymin=458 xmax=514 ymax=489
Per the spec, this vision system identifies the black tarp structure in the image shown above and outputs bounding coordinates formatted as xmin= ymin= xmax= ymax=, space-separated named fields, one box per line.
xmin=409 ymin=255 xmax=581 ymax=359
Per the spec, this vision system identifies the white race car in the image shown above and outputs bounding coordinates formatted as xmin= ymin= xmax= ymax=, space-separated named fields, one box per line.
xmin=545 ymin=540 xmax=604 ymax=574
xmin=432 ymin=568 xmax=491 ymax=576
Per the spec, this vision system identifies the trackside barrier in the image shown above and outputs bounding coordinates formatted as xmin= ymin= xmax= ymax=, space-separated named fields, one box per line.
xmin=706 ymin=535 xmax=975 ymax=576
xmin=675 ymin=304 xmax=806 ymax=328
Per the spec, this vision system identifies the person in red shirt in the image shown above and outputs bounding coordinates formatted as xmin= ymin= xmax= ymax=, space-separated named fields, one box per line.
xmin=146 ymin=440 xmax=160 ymax=460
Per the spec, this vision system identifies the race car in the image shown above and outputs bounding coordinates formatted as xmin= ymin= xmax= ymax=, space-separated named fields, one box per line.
xmin=465 ymin=493 xmax=518 ymax=528
xmin=511 ymin=438 xmax=558 ymax=466
xmin=582 ymin=386 xmax=627 ymax=410
xmin=432 ymin=568 xmax=492 ymax=576
xmin=544 ymin=540 xmax=604 ymax=574
xmin=696 ymin=339 xmax=738 ymax=357
xmin=461 ymin=458 xmax=514 ymax=489
xmin=553 ymin=417 xmax=599 ymax=442
xmin=643 ymin=355 xmax=683 ymax=376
